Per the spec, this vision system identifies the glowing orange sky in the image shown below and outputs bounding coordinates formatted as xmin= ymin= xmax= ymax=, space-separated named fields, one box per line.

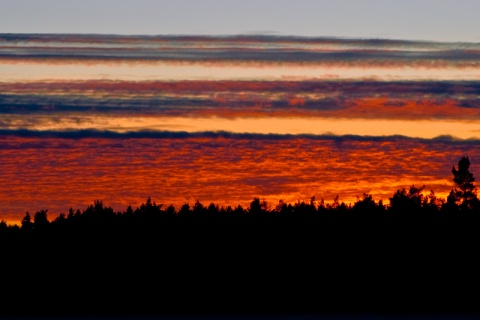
xmin=1 ymin=35 xmax=479 ymax=224
xmin=1 ymin=135 xmax=478 ymax=225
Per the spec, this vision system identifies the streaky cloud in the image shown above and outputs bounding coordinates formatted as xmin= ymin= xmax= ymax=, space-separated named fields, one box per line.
xmin=2 ymin=33 xmax=479 ymax=48
xmin=1 ymin=33 xmax=479 ymax=64
xmin=2 ymin=80 xmax=480 ymax=121
xmin=3 ymin=79 xmax=480 ymax=94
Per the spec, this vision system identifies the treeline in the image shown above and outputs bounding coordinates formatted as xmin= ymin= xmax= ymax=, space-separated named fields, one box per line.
xmin=1 ymin=185 xmax=478 ymax=236
xmin=1 ymin=157 xmax=480 ymax=317
xmin=2 ymin=156 xmax=479 ymax=235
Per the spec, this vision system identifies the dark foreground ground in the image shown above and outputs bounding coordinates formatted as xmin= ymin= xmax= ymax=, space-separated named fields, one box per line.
xmin=2 ymin=221 xmax=480 ymax=318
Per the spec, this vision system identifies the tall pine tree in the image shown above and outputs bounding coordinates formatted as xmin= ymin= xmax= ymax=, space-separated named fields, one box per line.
xmin=451 ymin=156 xmax=478 ymax=210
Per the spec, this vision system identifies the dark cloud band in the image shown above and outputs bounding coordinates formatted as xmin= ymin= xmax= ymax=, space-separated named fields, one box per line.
xmin=0 ymin=129 xmax=477 ymax=144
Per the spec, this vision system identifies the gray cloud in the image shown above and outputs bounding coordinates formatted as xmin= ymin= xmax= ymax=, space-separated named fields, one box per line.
xmin=1 ymin=34 xmax=479 ymax=63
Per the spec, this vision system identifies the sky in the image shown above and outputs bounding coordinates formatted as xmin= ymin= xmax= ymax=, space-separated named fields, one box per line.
xmin=1 ymin=0 xmax=480 ymax=42
xmin=1 ymin=1 xmax=480 ymax=224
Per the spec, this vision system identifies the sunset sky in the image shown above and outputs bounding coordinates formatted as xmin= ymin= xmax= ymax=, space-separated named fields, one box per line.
xmin=1 ymin=1 xmax=480 ymax=224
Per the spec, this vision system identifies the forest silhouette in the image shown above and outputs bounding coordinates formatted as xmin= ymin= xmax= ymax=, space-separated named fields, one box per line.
xmin=1 ymin=156 xmax=480 ymax=317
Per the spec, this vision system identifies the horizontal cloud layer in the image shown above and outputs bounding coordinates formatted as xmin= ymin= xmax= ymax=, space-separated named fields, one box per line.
xmin=1 ymin=34 xmax=480 ymax=64
xmin=1 ymin=80 xmax=479 ymax=122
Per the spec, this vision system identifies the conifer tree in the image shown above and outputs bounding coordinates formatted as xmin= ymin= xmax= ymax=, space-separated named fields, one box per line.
xmin=452 ymin=156 xmax=478 ymax=209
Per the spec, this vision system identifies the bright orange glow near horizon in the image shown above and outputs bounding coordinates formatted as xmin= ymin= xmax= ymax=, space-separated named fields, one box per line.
xmin=1 ymin=135 xmax=477 ymax=225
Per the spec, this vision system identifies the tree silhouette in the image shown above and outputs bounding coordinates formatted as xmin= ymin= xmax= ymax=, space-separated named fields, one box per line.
xmin=21 ymin=211 xmax=33 ymax=231
xmin=33 ymin=209 xmax=49 ymax=231
xmin=389 ymin=184 xmax=425 ymax=214
xmin=424 ymin=190 xmax=444 ymax=213
xmin=249 ymin=197 xmax=268 ymax=214
xmin=452 ymin=156 xmax=478 ymax=210
xmin=352 ymin=193 xmax=385 ymax=219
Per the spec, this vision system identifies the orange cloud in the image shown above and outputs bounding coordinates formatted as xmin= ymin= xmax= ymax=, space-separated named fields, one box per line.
xmin=1 ymin=134 xmax=477 ymax=225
